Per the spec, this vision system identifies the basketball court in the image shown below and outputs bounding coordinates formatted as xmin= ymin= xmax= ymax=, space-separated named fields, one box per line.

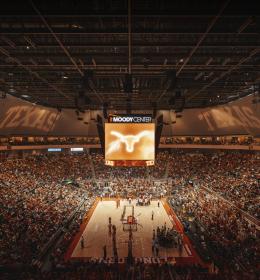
xmin=69 ymin=199 xmax=193 ymax=261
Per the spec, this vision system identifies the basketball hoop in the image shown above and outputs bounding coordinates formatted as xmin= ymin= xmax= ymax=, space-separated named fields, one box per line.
xmin=123 ymin=215 xmax=138 ymax=231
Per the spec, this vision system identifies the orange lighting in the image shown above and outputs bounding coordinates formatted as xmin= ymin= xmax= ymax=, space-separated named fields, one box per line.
xmin=105 ymin=123 xmax=155 ymax=161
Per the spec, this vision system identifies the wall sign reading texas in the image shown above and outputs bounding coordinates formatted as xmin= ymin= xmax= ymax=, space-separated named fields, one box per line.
xmin=0 ymin=105 xmax=58 ymax=132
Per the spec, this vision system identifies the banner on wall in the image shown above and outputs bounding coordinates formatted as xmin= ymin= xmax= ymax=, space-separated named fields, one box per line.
xmin=0 ymin=94 xmax=259 ymax=136
xmin=160 ymin=95 xmax=260 ymax=136
xmin=0 ymin=95 xmax=100 ymax=136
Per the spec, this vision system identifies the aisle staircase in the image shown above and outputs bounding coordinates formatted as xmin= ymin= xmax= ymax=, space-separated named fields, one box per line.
xmin=87 ymin=150 xmax=96 ymax=180
xmin=164 ymin=157 xmax=170 ymax=178
xmin=146 ymin=167 xmax=151 ymax=179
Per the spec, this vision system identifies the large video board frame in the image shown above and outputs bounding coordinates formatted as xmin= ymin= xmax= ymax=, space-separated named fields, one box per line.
xmin=105 ymin=115 xmax=155 ymax=165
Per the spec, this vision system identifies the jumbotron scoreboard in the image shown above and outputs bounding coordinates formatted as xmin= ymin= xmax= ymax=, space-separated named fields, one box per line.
xmin=105 ymin=114 xmax=155 ymax=166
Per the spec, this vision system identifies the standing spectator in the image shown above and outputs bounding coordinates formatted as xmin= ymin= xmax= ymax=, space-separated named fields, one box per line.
xmin=103 ymin=245 xmax=107 ymax=259
xmin=81 ymin=236 xmax=85 ymax=249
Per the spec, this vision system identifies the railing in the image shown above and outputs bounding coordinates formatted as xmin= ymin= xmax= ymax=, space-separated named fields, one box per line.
xmin=87 ymin=150 xmax=96 ymax=180
xmin=201 ymin=185 xmax=260 ymax=227
xmin=1 ymin=143 xmax=260 ymax=151
xmin=159 ymin=143 xmax=260 ymax=151
xmin=0 ymin=143 xmax=101 ymax=151
xmin=38 ymin=197 xmax=89 ymax=262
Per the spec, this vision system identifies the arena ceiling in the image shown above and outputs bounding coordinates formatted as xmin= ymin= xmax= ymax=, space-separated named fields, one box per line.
xmin=0 ymin=0 xmax=259 ymax=111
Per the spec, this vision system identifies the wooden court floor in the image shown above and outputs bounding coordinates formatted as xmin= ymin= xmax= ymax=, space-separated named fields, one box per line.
xmin=69 ymin=199 xmax=192 ymax=260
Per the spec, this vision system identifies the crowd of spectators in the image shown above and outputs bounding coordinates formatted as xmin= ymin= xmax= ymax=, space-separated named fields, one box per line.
xmin=161 ymin=136 xmax=259 ymax=146
xmin=0 ymin=154 xmax=94 ymax=266
xmin=149 ymin=151 xmax=169 ymax=178
xmin=0 ymin=149 xmax=259 ymax=279
xmin=169 ymin=185 xmax=259 ymax=277
xmin=167 ymin=152 xmax=259 ymax=218
xmin=2 ymin=261 xmax=224 ymax=280
xmin=2 ymin=260 xmax=256 ymax=280
xmin=89 ymin=148 xmax=259 ymax=221
xmin=90 ymin=150 xmax=148 ymax=180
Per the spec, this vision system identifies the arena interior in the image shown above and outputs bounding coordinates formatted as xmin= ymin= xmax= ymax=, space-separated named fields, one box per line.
xmin=0 ymin=0 xmax=259 ymax=279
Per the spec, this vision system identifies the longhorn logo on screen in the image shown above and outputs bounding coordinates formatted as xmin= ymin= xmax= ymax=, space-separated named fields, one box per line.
xmin=106 ymin=130 xmax=154 ymax=155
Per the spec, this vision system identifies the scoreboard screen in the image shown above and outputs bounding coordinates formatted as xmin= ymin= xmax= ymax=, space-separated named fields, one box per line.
xmin=105 ymin=115 xmax=155 ymax=165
